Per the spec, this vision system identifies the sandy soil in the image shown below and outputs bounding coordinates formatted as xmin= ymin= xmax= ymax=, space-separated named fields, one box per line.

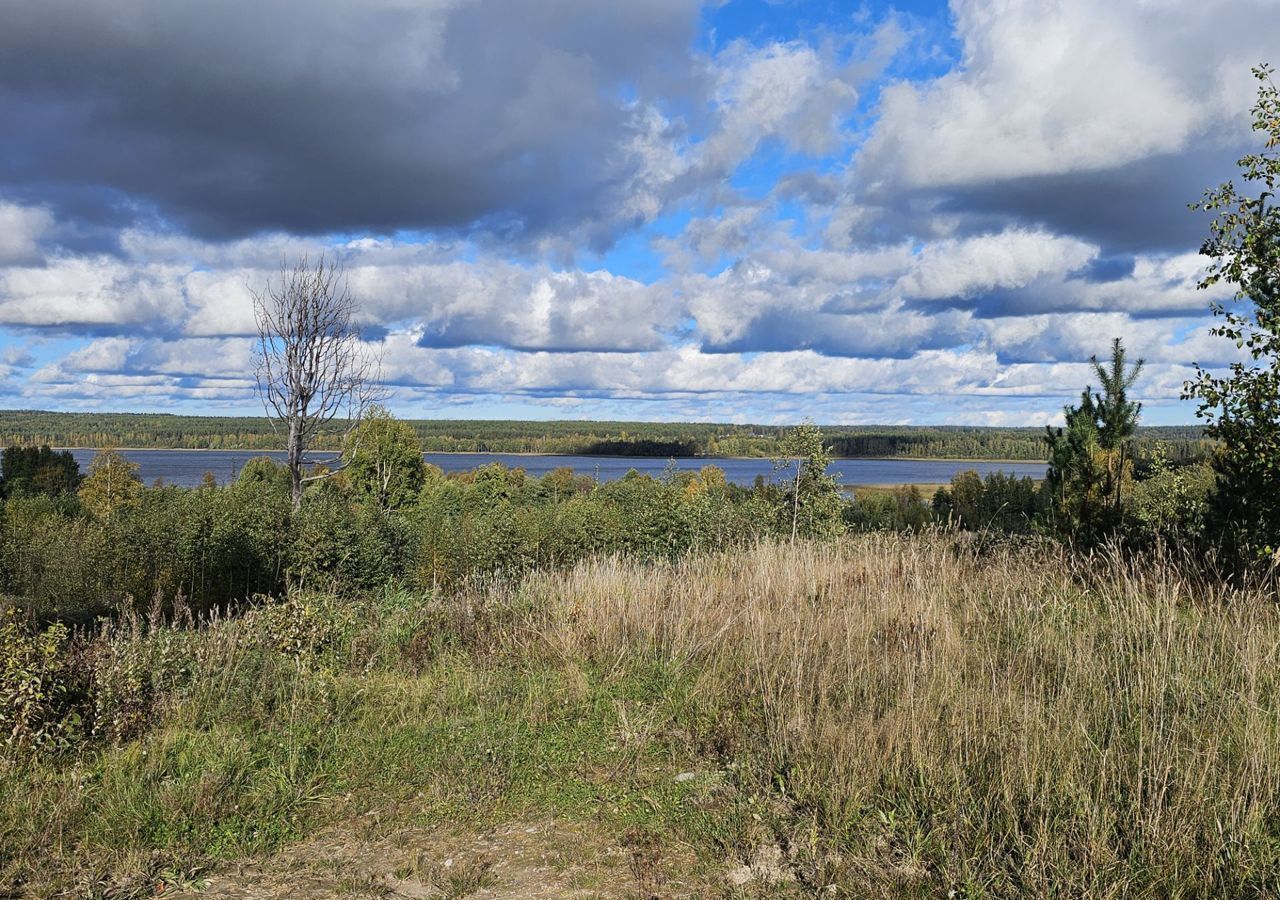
xmin=170 ymin=817 xmax=709 ymax=900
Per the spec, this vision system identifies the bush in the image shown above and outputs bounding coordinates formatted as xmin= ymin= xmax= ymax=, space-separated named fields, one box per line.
xmin=85 ymin=610 xmax=200 ymax=743
xmin=847 ymin=486 xmax=931 ymax=531
xmin=1128 ymin=459 xmax=1215 ymax=546
xmin=932 ymin=470 xmax=1042 ymax=533
xmin=0 ymin=607 xmax=82 ymax=751
xmin=247 ymin=593 xmax=358 ymax=665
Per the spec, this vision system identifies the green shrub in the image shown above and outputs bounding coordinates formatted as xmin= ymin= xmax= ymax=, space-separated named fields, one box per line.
xmin=1128 ymin=459 xmax=1215 ymax=545
xmin=0 ymin=607 xmax=82 ymax=751
xmin=86 ymin=612 xmax=200 ymax=743
xmin=246 ymin=593 xmax=358 ymax=666
xmin=932 ymin=470 xmax=1042 ymax=533
xmin=847 ymin=486 xmax=931 ymax=531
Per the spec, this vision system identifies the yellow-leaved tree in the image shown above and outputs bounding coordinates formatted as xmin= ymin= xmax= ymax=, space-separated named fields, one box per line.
xmin=77 ymin=449 xmax=142 ymax=519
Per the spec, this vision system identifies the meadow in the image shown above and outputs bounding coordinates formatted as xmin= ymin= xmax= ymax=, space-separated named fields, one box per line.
xmin=5 ymin=534 xmax=1280 ymax=897
xmin=0 ymin=409 xmax=1258 ymax=897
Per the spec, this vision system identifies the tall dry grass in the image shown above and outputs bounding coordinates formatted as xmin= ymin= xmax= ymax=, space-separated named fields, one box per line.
xmin=7 ymin=532 xmax=1280 ymax=896
xmin=509 ymin=533 xmax=1280 ymax=895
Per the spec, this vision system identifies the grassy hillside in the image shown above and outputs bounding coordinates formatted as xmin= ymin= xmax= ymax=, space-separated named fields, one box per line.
xmin=5 ymin=534 xmax=1278 ymax=896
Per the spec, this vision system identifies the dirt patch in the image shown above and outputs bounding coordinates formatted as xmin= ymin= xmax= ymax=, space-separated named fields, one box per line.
xmin=172 ymin=817 xmax=706 ymax=899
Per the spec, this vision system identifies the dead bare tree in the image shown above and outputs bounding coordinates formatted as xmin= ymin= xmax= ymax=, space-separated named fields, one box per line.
xmin=252 ymin=254 xmax=382 ymax=510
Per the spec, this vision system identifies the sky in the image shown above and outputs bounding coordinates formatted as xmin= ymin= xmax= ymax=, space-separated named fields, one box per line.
xmin=0 ymin=0 xmax=1275 ymax=426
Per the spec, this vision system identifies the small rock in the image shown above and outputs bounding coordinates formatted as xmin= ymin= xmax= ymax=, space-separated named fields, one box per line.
xmin=674 ymin=772 xmax=698 ymax=783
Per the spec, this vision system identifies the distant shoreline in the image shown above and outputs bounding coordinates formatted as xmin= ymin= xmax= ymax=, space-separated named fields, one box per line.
xmin=51 ymin=446 xmax=1048 ymax=465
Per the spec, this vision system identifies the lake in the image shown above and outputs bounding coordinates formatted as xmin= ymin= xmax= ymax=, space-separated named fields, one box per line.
xmin=62 ymin=448 xmax=1048 ymax=489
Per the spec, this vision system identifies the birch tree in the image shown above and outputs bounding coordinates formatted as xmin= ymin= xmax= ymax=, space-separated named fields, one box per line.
xmin=253 ymin=255 xmax=381 ymax=510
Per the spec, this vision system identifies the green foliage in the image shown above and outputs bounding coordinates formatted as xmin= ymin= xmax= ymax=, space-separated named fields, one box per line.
xmin=1090 ymin=338 xmax=1145 ymax=451
xmin=236 ymin=455 xmax=292 ymax=491
xmin=87 ymin=610 xmax=200 ymax=743
xmin=1043 ymin=339 xmax=1144 ymax=541
xmin=78 ymin=449 xmax=143 ymax=519
xmin=777 ymin=422 xmax=844 ymax=540
xmin=847 ymin=485 xmax=932 ymax=531
xmin=1127 ymin=454 xmax=1216 ymax=546
xmin=1184 ymin=65 xmax=1280 ymax=566
xmin=1043 ymin=390 xmax=1106 ymax=536
xmin=0 ymin=445 xmax=81 ymax=499
xmin=933 ymin=470 xmax=1041 ymax=533
xmin=0 ymin=464 xmax=293 ymax=622
xmin=249 ymin=593 xmax=357 ymax=663
xmin=0 ymin=607 xmax=81 ymax=750
xmin=287 ymin=480 xmax=359 ymax=591
xmin=0 ymin=494 xmax=113 ymax=620
xmin=342 ymin=406 xmax=427 ymax=510
xmin=0 ymin=447 xmax=820 ymax=619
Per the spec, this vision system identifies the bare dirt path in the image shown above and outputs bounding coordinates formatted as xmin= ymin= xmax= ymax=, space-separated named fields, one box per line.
xmin=171 ymin=817 xmax=710 ymax=900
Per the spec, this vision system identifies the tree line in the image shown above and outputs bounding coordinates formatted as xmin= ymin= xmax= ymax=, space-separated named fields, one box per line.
xmin=3 ymin=64 xmax=1279 ymax=619
xmin=0 ymin=410 xmax=1209 ymax=461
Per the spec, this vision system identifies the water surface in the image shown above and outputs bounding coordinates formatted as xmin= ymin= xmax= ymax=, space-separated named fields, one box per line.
xmin=63 ymin=448 xmax=1047 ymax=488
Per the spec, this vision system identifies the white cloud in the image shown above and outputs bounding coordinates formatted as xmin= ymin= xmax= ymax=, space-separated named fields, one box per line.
xmin=699 ymin=40 xmax=860 ymax=173
xmin=0 ymin=256 xmax=185 ymax=329
xmin=860 ymin=0 xmax=1273 ymax=189
xmin=0 ymin=235 xmax=683 ymax=354
xmin=897 ymin=229 xmax=1096 ymax=300
xmin=349 ymin=258 xmax=680 ymax=352
xmin=0 ymin=202 xmax=53 ymax=265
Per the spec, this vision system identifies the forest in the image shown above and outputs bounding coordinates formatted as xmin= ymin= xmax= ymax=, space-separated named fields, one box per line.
xmin=0 ymin=409 xmax=1210 ymax=460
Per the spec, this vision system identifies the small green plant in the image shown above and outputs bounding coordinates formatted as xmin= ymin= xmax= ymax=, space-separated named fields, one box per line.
xmin=0 ymin=606 xmax=81 ymax=751
xmin=88 ymin=611 xmax=198 ymax=743
xmin=250 ymin=592 xmax=356 ymax=665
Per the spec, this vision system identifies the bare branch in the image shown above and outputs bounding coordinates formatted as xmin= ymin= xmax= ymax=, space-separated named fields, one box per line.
xmin=251 ymin=253 xmax=387 ymax=510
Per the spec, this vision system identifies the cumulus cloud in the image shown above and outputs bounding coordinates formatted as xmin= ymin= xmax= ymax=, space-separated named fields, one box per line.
xmin=866 ymin=2 xmax=1203 ymax=187
xmin=0 ymin=0 xmax=702 ymax=244
xmin=850 ymin=0 xmax=1278 ymax=253
xmin=0 ymin=1 xmax=1254 ymax=423
xmin=0 ymin=256 xmax=186 ymax=331
xmin=695 ymin=40 xmax=860 ymax=173
xmin=0 ymin=234 xmax=683 ymax=355
xmin=0 ymin=343 xmax=35 ymax=368
xmin=352 ymin=260 xmax=680 ymax=352
xmin=896 ymin=229 xmax=1096 ymax=300
xmin=0 ymin=202 xmax=53 ymax=265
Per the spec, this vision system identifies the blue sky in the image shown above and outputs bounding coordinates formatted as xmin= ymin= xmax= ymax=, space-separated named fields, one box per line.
xmin=0 ymin=0 xmax=1275 ymax=425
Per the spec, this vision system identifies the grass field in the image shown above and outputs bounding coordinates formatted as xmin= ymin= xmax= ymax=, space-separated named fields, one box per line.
xmin=5 ymin=533 xmax=1280 ymax=897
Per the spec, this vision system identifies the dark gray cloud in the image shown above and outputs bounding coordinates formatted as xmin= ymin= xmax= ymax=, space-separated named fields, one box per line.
xmin=841 ymin=142 xmax=1247 ymax=257
xmin=926 ymin=146 xmax=1242 ymax=255
xmin=0 ymin=0 xmax=701 ymax=243
xmin=697 ymin=305 xmax=972 ymax=358
xmin=846 ymin=0 xmax=1276 ymax=256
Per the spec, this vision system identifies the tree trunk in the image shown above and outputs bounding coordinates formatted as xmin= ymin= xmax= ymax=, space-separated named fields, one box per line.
xmin=1115 ymin=444 xmax=1125 ymax=512
xmin=791 ymin=459 xmax=802 ymax=542
xmin=288 ymin=417 xmax=303 ymax=511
